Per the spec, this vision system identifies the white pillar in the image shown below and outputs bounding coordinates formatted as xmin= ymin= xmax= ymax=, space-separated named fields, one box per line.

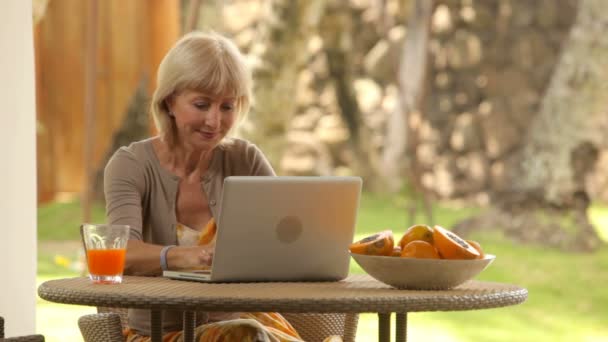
xmin=0 ymin=0 xmax=37 ymax=336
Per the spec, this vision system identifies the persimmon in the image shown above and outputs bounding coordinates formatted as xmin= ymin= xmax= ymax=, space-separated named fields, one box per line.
xmin=349 ymin=230 xmax=394 ymax=256
xmin=400 ymin=240 xmax=440 ymax=259
xmin=432 ymin=225 xmax=480 ymax=259
xmin=398 ymin=224 xmax=434 ymax=249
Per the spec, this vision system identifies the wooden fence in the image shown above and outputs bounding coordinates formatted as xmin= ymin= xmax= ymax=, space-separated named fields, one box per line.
xmin=35 ymin=0 xmax=180 ymax=203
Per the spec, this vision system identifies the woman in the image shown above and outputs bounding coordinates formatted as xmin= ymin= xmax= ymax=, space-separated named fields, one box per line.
xmin=104 ymin=31 xmax=332 ymax=342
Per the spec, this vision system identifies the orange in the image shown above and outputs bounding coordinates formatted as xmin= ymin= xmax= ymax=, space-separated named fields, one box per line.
xmin=390 ymin=246 xmax=402 ymax=257
xmin=432 ymin=225 xmax=480 ymax=259
xmin=349 ymin=230 xmax=394 ymax=256
xmin=400 ymin=240 xmax=440 ymax=259
xmin=398 ymin=224 xmax=434 ymax=249
xmin=466 ymin=240 xmax=485 ymax=259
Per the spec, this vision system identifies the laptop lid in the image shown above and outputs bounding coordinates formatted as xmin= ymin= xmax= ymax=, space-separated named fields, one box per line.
xmin=204 ymin=176 xmax=362 ymax=282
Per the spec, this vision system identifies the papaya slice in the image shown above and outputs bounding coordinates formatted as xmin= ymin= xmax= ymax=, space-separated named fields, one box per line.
xmin=198 ymin=218 xmax=217 ymax=246
xmin=432 ymin=225 xmax=480 ymax=259
xmin=466 ymin=240 xmax=485 ymax=259
xmin=390 ymin=246 xmax=402 ymax=257
xmin=349 ymin=230 xmax=394 ymax=256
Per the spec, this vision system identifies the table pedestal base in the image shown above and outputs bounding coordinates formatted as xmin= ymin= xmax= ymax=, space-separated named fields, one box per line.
xmin=151 ymin=310 xmax=162 ymax=342
xmin=183 ymin=311 xmax=196 ymax=342
xmin=378 ymin=312 xmax=408 ymax=342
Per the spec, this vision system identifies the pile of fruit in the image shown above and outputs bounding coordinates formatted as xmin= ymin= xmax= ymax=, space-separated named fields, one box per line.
xmin=349 ymin=225 xmax=485 ymax=260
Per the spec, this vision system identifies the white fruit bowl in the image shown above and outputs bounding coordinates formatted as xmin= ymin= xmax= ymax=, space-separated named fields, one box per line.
xmin=351 ymin=252 xmax=495 ymax=290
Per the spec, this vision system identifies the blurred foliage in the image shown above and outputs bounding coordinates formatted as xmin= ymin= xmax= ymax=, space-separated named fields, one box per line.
xmin=356 ymin=191 xmax=479 ymax=234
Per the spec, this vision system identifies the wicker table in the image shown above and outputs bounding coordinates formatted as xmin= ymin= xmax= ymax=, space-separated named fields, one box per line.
xmin=38 ymin=274 xmax=527 ymax=342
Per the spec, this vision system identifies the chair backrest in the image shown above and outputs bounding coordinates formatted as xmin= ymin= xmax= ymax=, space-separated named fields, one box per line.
xmin=281 ymin=313 xmax=358 ymax=342
xmin=97 ymin=307 xmax=129 ymax=330
xmin=91 ymin=308 xmax=358 ymax=342
xmin=79 ymin=310 xmax=124 ymax=342
xmin=0 ymin=316 xmax=46 ymax=342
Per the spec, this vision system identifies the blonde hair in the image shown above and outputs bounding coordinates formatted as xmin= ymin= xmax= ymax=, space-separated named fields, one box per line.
xmin=151 ymin=31 xmax=252 ymax=147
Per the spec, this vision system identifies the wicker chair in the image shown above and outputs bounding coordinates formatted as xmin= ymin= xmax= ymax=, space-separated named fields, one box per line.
xmin=78 ymin=308 xmax=358 ymax=342
xmin=0 ymin=316 xmax=45 ymax=342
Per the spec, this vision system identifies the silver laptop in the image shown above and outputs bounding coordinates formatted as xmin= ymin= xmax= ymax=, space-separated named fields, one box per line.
xmin=163 ymin=176 xmax=362 ymax=282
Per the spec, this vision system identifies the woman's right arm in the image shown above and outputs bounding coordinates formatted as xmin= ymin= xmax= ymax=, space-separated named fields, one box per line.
xmin=104 ymin=149 xmax=212 ymax=276
xmin=123 ymin=240 xmax=213 ymax=276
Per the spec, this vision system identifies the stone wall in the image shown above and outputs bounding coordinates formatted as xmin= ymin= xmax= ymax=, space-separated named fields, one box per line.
xmin=215 ymin=0 xmax=608 ymax=203
xmin=415 ymin=0 xmax=581 ymax=203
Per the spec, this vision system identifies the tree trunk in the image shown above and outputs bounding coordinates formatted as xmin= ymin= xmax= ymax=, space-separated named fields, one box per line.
xmin=180 ymin=0 xmax=223 ymax=33
xmin=320 ymin=0 xmax=383 ymax=189
xmin=382 ymin=0 xmax=433 ymax=191
xmin=239 ymin=0 xmax=327 ymax=170
xmin=83 ymin=0 xmax=99 ymax=223
xmin=381 ymin=0 xmax=434 ymax=223
xmin=183 ymin=0 xmax=202 ymax=33
xmin=456 ymin=0 xmax=607 ymax=251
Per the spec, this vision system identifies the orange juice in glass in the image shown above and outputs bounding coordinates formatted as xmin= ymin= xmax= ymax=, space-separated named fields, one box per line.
xmin=82 ymin=224 xmax=130 ymax=284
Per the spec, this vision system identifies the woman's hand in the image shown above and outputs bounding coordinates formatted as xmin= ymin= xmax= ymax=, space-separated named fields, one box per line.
xmin=170 ymin=245 xmax=214 ymax=270
xmin=197 ymin=246 xmax=214 ymax=266
xmin=124 ymin=241 xmax=214 ymax=275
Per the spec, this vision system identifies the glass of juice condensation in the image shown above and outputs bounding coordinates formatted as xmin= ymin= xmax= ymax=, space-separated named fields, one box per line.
xmin=81 ymin=224 xmax=130 ymax=284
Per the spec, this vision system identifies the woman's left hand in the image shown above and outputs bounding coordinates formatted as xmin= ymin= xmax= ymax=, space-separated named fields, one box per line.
xmin=168 ymin=245 xmax=214 ymax=270
xmin=198 ymin=246 xmax=214 ymax=266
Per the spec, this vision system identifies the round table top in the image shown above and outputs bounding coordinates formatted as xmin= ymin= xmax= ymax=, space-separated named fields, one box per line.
xmin=38 ymin=274 xmax=527 ymax=313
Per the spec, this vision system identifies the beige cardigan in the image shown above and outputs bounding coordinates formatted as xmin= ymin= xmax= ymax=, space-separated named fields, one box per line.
xmin=103 ymin=136 xmax=275 ymax=335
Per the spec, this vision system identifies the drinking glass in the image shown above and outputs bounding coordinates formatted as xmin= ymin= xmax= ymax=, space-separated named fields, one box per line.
xmin=81 ymin=224 xmax=130 ymax=284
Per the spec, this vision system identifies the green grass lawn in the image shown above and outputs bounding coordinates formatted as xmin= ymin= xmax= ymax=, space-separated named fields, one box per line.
xmin=36 ymin=194 xmax=608 ymax=341
xmin=37 ymin=200 xmax=106 ymax=240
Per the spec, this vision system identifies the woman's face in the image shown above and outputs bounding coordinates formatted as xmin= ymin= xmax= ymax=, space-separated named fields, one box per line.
xmin=167 ymin=89 xmax=237 ymax=150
